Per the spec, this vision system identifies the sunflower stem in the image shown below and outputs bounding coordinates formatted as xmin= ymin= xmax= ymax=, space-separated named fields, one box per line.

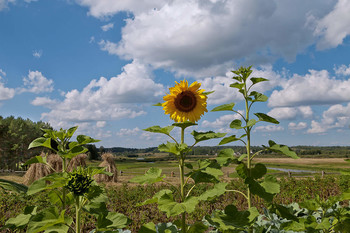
xmin=180 ymin=127 xmax=187 ymax=233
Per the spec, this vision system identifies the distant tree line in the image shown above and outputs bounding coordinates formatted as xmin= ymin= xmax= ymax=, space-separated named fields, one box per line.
xmin=0 ymin=116 xmax=52 ymax=170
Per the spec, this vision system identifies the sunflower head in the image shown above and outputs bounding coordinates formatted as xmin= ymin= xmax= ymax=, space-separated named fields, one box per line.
xmin=66 ymin=167 xmax=93 ymax=196
xmin=162 ymin=80 xmax=207 ymax=122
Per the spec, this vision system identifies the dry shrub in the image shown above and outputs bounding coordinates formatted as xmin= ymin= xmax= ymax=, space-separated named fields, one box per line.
xmin=23 ymin=152 xmax=50 ymax=185
xmin=67 ymin=154 xmax=87 ymax=172
xmin=94 ymin=153 xmax=118 ymax=183
xmin=47 ymin=153 xmax=62 ymax=172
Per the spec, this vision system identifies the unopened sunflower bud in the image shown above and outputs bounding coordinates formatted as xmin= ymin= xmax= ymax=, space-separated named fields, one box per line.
xmin=66 ymin=169 xmax=93 ymax=196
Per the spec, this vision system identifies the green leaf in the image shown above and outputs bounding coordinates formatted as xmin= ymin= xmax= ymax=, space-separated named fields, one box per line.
xmin=191 ymin=130 xmax=226 ymax=143
xmin=67 ymin=126 xmax=78 ymax=138
xmin=158 ymin=142 xmax=187 ymax=157
xmin=250 ymin=91 xmax=268 ymax=102
xmin=198 ymin=183 xmax=228 ymax=201
xmin=245 ymin=177 xmax=275 ymax=202
xmin=188 ymin=222 xmax=208 ymax=233
xmin=143 ymin=125 xmax=174 ymax=135
xmin=138 ymin=189 xmax=173 ymax=206
xmin=266 ymin=140 xmax=299 ymax=159
xmin=188 ymin=159 xmax=223 ymax=183
xmin=97 ymin=212 xmax=130 ymax=230
xmin=246 ymin=119 xmax=257 ymax=127
xmin=236 ymin=163 xmax=248 ymax=179
xmin=27 ymin=207 xmax=72 ymax=233
xmin=260 ymin=175 xmax=280 ymax=194
xmin=211 ymin=103 xmax=235 ymax=112
xmin=138 ymin=222 xmax=157 ymax=233
xmin=208 ymin=205 xmax=251 ymax=230
xmin=24 ymin=155 xmax=48 ymax=166
xmin=0 ymin=178 xmax=28 ymax=194
xmin=153 ymin=103 xmax=162 ymax=106
xmin=130 ymin=167 xmax=165 ymax=184
xmin=76 ymin=135 xmax=100 ymax=144
xmin=250 ymin=77 xmax=268 ymax=84
xmin=254 ymin=113 xmax=279 ymax=124
xmin=28 ymin=137 xmax=53 ymax=150
xmin=216 ymin=148 xmax=237 ymax=166
xmin=218 ymin=135 xmax=241 ymax=146
xmin=230 ymin=82 xmax=244 ymax=89
xmin=62 ymin=145 xmax=88 ymax=159
xmin=230 ymin=119 xmax=243 ymax=129
xmin=203 ymin=91 xmax=214 ymax=95
xmin=273 ymin=204 xmax=299 ymax=221
xmin=172 ymin=121 xmax=197 ymax=129
xmin=251 ymin=163 xmax=267 ymax=179
xmin=158 ymin=193 xmax=199 ymax=216
xmin=4 ymin=206 xmax=37 ymax=230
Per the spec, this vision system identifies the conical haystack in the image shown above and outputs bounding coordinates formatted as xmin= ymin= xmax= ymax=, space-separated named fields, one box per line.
xmin=47 ymin=153 xmax=62 ymax=173
xmin=23 ymin=152 xmax=50 ymax=185
xmin=67 ymin=154 xmax=87 ymax=172
xmin=94 ymin=153 xmax=118 ymax=183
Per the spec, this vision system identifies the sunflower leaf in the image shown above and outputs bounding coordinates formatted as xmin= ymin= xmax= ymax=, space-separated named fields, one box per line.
xmin=172 ymin=121 xmax=197 ymax=130
xmin=250 ymin=91 xmax=268 ymax=103
xmin=254 ymin=113 xmax=279 ymax=124
xmin=191 ymin=131 xmax=226 ymax=144
xmin=211 ymin=103 xmax=235 ymax=112
xmin=216 ymin=148 xmax=238 ymax=166
xmin=250 ymin=77 xmax=269 ymax=85
xmin=264 ymin=140 xmax=299 ymax=159
xmin=130 ymin=167 xmax=165 ymax=184
xmin=218 ymin=135 xmax=241 ymax=145
xmin=158 ymin=142 xmax=189 ymax=156
xmin=230 ymin=119 xmax=243 ymax=129
xmin=153 ymin=103 xmax=162 ymax=106
xmin=143 ymin=126 xmax=174 ymax=135
xmin=203 ymin=91 xmax=214 ymax=95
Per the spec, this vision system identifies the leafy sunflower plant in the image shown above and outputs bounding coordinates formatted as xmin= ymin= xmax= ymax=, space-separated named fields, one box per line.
xmin=3 ymin=126 xmax=130 ymax=233
xmin=132 ymin=80 xmax=229 ymax=233
xmin=205 ymin=66 xmax=299 ymax=232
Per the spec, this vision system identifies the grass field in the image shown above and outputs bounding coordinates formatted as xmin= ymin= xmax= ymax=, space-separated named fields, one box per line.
xmin=1 ymin=157 xmax=348 ymax=184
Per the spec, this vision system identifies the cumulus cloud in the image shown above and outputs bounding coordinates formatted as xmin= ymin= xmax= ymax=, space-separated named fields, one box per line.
xmin=75 ymin=0 xmax=165 ymax=18
xmin=95 ymin=0 xmax=334 ymax=78
xmin=0 ymin=0 xmax=37 ymax=11
xmin=268 ymin=106 xmax=313 ymax=121
xmin=101 ymin=23 xmax=114 ymax=31
xmin=334 ymin=64 xmax=350 ymax=76
xmin=31 ymin=97 xmax=59 ymax=107
xmin=34 ymin=61 xmax=165 ymax=128
xmin=288 ymin=122 xmax=307 ymax=130
xmin=32 ymin=50 xmax=42 ymax=58
xmin=254 ymin=125 xmax=284 ymax=132
xmin=269 ymin=69 xmax=350 ymax=107
xmin=0 ymin=69 xmax=15 ymax=101
xmin=315 ymin=0 xmax=350 ymax=49
xmin=307 ymin=103 xmax=350 ymax=134
xmin=21 ymin=71 xmax=54 ymax=94
xmin=117 ymin=127 xmax=140 ymax=136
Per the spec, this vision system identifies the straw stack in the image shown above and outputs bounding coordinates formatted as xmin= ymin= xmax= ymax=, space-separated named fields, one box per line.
xmin=67 ymin=154 xmax=87 ymax=172
xmin=23 ymin=152 xmax=50 ymax=185
xmin=94 ymin=153 xmax=118 ymax=183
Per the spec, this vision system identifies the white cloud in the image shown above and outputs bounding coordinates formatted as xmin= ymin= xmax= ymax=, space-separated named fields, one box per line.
xmin=75 ymin=0 xmax=165 ymax=18
xmin=202 ymin=113 xmax=242 ymax=129
xmin=307 ymin=103 xmax=350 ymax=134
xmin=0 ymin=0 xmax=37 ymax=11
xmin=21 ymin=71 xmax=54 ymax=94
xmin=34 ymin=61 xmax=165 ymax=128
xmin=315 ymin=0 xmax=350 ymax=49
xmin=96 ymin=121 xmax=106 ymax=128
xmin=31 ymin=97 xmax=59 ymax=107
xmin=0 ymin=69 xmax=15 ymax=101
xmin=33 ymin=50 xmax=42 ymax=58
xmin=268 ymin=106 xmax=313 ymax=121
xmin=117 ymin=127 xmax=140 ymax=136
xmin=101 ymin=23 xmax=114 ymax=31
xmin=106 ymin=0 xmax=334 ymax=78
xmin=288 ymin=122 xmax=307 ymax=130
xmin=254 ymin=125 xmax=284 ymax=132
xmin=269 ymin=69 xmax=350 ymax=107
xmin=99 ymin=40 xmax=118 ymax=55
xmin=334 ymin=64 xmax=350 ymax=76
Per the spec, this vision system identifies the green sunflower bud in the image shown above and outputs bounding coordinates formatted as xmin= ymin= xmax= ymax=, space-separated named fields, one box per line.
xmin=66 ymin=168 xmax=93 ymax=196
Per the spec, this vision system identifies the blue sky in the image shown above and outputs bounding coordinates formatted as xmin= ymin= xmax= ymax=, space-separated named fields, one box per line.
xmin=1 ymin=0 xmax=350 ymax=148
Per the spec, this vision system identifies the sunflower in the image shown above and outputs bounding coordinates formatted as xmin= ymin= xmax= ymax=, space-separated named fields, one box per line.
xmin=162 ymin=80 xmax=207 ymax=122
